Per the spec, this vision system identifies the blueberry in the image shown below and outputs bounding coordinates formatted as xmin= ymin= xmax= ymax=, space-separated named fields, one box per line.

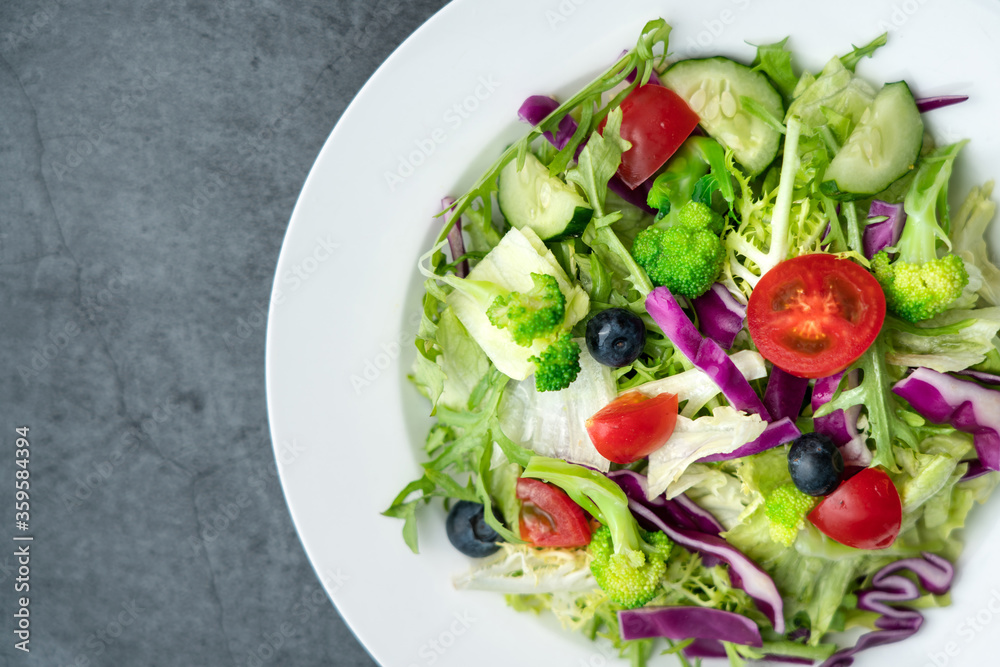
xmin=585 ymin=308 xmax=646 ymax=367
xmin=445 ymin=501 xmax=502 ymax=557
xmin=788 ymin=433 xmax=844 ymax=496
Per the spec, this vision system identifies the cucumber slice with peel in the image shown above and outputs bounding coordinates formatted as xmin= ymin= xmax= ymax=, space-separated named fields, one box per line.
xmin=498 ymin=153 xmax=593 ymax=240
xmin=821 ymin=81 xmax=923 ymax=199
xmin=663 ymin=57 xmax=784 ymax=176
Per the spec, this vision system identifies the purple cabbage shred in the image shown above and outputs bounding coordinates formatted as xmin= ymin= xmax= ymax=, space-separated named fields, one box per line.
xmin=691 ymin=283 xmax=747 ymax=350
xmin=862 ymin=200 xmax=906 ymax=259
xmin=646 ymin=287 xmax=771 ymax=420
xmin=819 ymin=553 xmax=954 ymax=667
xmin=915 ymin=95 xmax=969 ymax=113
xmin=893 ymin=367 xmax=1000 ymax=471
xmin=441 ymin=197 xmax=467 ymax=278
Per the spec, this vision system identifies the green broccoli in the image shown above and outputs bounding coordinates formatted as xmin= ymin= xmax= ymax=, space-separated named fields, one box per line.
xmin=764 ymin=483 xmax=816 ymax=547
xmin=486 ymin=272 xmax=566 ymax=347
xmin=527 ymin=333 xmax=581 ymax=392
xmin=588 ymin=525 xmax=673 ymax=608
xmin=631 ymin=201 xmax=726 ymax=298
xmin=871 ymin=142 xmax=970 ymax=323
xmin=521 ymin=456 xmax=674 ymax=609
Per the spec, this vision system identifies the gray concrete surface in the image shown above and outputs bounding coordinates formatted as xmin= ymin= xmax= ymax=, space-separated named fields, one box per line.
xmin=0 ymin=1 xmax=449 ymax=665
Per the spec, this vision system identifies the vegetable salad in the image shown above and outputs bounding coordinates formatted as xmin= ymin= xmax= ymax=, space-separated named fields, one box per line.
xmin=386 ymin=19 xmax=1000 ymax=667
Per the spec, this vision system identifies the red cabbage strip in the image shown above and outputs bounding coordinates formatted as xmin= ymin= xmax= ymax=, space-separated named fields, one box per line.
xmin=517 ymin=96 xmax=576 ymax=151
xmin=683 ymin=638 xmax=814 ymax=664
xmin=819 ymin=553 xmax=953 ymax=667
xmin=619 ymin=606 xmax=762 ymax=645
xmin=812 ymin=371 xmax=853 ymax=445
xmin=441 ymin=197 xmax=468 ymax=278
xmin=961 ymin=458 xmax=994 ymax=481
xmin=862 ymin=200 xmax=906 ymax=259
xmin=692 ymin=283 xmax=747 ymax=350
xmin=609 ymin=470 xmax=725 ymax=568
xmin=609 ymin=470 xmax=700 ymax=531
xmin=609 ymin=470 xmax=724 ymax=534
xmin=620 ymin=50 xmax=663 ymax=87
xmin=812 ymin=371 xmax=870 ymax=466
xmin=629 ymin=500 xmax=785 ymax=633
xmin=915 ymin=95 xmax=968 ymax=113
xmin=955 ymin=368 xmax=1000 ymax=386
xmin=516 ymin=95 xmax=655 ymax=212
xmin=893 ymin=367 xmax=1000 ymax=470
xmin=609 ymin=176 xmax=655 ymax=212
xmin=698 ymin=418 xmax=800 ymax=462
xmin=671 ymin=493 xmax=725 ymax=535
xmin=812 ymin=371 xmax=861 ymax=446
xmin=647 ymin=287 xmax=771 ymax=420
xmin=764 ymin=367 xmax=809 ymax=422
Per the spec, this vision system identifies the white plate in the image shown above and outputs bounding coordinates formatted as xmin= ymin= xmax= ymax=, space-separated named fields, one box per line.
xmin=266 ymin=1 xmax=1000 ymax=665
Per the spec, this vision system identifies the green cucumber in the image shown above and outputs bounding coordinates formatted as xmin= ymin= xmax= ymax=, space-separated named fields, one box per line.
xmin=497 ymin=152 xmax=593 ymax=240
xmin=787 ymin=57 xmax=877 ymax=144
xmin=662 ymin=57 xmax=784 ymax=176
xmin=820 ymin=81 xmax=923 ymax=200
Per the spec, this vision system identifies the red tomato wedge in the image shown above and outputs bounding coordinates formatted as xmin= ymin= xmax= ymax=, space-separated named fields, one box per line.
xmin=585 ymin=391 xmax=679 ymax=464
xmin=516 ymin=478 xmax=592 ymax=547
xmin=747 ymin=254 xmax=886 ymax=379
xmin=599 ymin=84 xmax=700 ymax=189
xmin=807 ymin=467 xmax=902 ymax=550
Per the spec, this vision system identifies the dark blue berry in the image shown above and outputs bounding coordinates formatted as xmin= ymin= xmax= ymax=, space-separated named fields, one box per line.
xmin=445 ymin=501 xmax=502 ymax=557
xmin=585 ymin=308 xmax=646 ymax=367
xmin=788 ymin=433 xmax=844 ymax=496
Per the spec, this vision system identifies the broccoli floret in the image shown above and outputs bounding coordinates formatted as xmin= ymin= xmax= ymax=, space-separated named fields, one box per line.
xmin=676 ymin=199 xmax=725 ymax=234
xmin=588 ymin=525 xmax=673 ymax=608
xmin=631 ymin=201 xmax=726 ymax=298
xmin=486 ymin=272 xmax=566 ymax=347
xmin=872 ymin=251 xmax=968 ymax=323
xmin=871 ymin=142 xmax=970 ymax=323
xmin=521 ymin=456 xmax=674 ymax=609
xmin=528 ymin=333 xmax=581 ymax=392
xmin=764 ymin=483 xmax=816 ymax=547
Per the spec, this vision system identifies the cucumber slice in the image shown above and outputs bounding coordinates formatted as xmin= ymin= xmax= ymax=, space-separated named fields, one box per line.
xmin=821 ymin=82 xmax=923 ymax=200
xmin=663 ymin=57 xmax=784 ymax=176
xmin=497 ymin=152 xmax=593 ymax=240
xmin=787 ymin=57 xmax=877 ymax=143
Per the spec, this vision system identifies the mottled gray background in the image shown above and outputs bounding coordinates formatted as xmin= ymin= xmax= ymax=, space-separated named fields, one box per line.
xmin=0 ymin=0 xmax=449 ymax=665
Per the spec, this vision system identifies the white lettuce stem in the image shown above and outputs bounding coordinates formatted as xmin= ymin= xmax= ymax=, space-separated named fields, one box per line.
xmin=761 ymin=116 xmax=802 ymax=275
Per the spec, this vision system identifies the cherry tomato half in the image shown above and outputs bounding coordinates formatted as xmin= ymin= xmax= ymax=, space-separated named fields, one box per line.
xmin=599 ymin=84 xmax=700 ymax=189
xmin=585 ymin=391 xmax=679 ymax=464
xmin=747 ymin=254 xmax=886 ymax=379
xmin=807 ymin=467 xmax=902 ymax=550
xmin=516 ymin=478 xmax=592 ymax=548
